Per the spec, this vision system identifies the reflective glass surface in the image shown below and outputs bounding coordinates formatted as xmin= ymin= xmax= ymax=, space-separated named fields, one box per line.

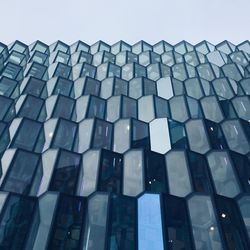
xmin=0 ymin=39 xmax=250 ymax=249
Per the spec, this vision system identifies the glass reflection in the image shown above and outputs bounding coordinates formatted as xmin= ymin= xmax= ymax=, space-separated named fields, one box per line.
xmin=138 ymin=194 xmax=164 ymax=250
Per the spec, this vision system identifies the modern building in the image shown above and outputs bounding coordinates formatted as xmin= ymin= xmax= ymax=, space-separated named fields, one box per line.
xmin=0 ymin=39 xmax=250 ymax=249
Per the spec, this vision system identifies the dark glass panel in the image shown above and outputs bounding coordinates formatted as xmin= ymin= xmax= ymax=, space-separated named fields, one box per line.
xmin=87 ymin=96 xmax=106 ymax=119
xmin=29 ymin=51 xmax=48 ymax=64
xmin=0 ymin=121 xmax=10 ymax=154
xmin=53 ymin=77 xmax=73 ymax=96
xmin=98 ymin=149 xmax=123 ymax=194
xmin=52 ymin=95 xmax=75 ymax=120
xmin=23 ymin=77 xmax=46 ymax=97
xmin=92 ymin=119 xmax=113 ymax=150
xmin=48 ymin=195 xmax=86 ymax=250
xmin=80 ymin=63 xmax=96 ymax=78
xmin=163 ymin=195 xmax=194 ymax=250
xmin=108 ymin=63 xmax=120 ymax=78
xmin=219 ymin=99 xmax=237 ymax=119
xmin=114 ymin=78 xmax=128 ymax=96
xmin=187 ymin=151 xmax=214 ymax=194
xmin=143 ymin=78 xmax=157 ymax=95
xmin=18 ymin=95 xmax=44 ymax=120
xmin=154 ymin=96 xmax=170 ymax=118
xmin=0 ymin=76 xmax=18 ymax=97
xmin=107 ymin=195 xmax=137 ymax=250
xmin=82 ymin=193 xmax=109 ymax=250
xmin=53 ymin=63 xmax=71 ymax=79
xmin=144 ymin=150 xmax=167 ymax=192
xmin=0 ymin=194 xmax=37 ymax=249
xmin=10 ymin=40 xmax=28 ymax=54
xmin=78 ymin=51 xmax=92 ymax=64
xmin=8 ymin=51 xmax=26 ymax=66
xmin=204 ymin=119 xmax=228 ymax=150
xmin=26 ymin=62 xmax=47 ymax=79
xmin=0 ymin=95 xmax=14 ymax=121
xmin=186 ymin=96 xmax=203 ymax=119
xmin=132 ymin=119 xmax=150 ymax=149
xmin=2 ymin=150 xmax=40 ymax=194
xmin=83 ymin=77 xmax=100 ymax=96
xmin=53 ymin=41 xmax=69 ymax=53
xmin=188 ymin=195 xmax=223 ymax=249
xmin=168 ymin=119 xmax=188 ymax=149
xmin=2 ymin=62 xmax=22 ymax=79
xmin=54 ymin=51 xmax=70 ymax=64
xmin=31 ymin=40 xmax=49 ymax=54
xmin=11 ymin=118 xmax=43 ymax=151
xmin=122 ymin=96 xmax=137 ymax=119
xmin=231 ymin=152 xmax=250 ymax=193
xmin=215 ymin=195 xmax=250 ymax=250
xmin=49 ymin=150 xmax=81 ymax=195
xmin=52 ymin=119 xmax=77 ymax=150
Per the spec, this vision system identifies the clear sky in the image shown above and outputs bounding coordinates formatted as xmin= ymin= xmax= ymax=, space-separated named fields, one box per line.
xmin=0 ymin=0 xmax=249 ymax=46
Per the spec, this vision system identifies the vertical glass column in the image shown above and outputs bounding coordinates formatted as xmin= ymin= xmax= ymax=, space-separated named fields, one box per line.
xmin=107 ymin=194 xmax=137 ymax=250
xmin=138 ymin=193 xmax=164 ymax=250
xmin=188 ymin=195 xmax=224 ymax=250
xmin=163 ymin=195 xmax=194 ymax=249
xmin=97 ymin=149 xmax=123 ymax=194
xmin=0 ymin=194 xmax=37 ymax=249
xmin=47 ymin=194 xmax=86 ymax=250
xmin=49 ymin=149 xmax=82 ymax=195
xmin=83 ymin=193 xmax=109 ymax=250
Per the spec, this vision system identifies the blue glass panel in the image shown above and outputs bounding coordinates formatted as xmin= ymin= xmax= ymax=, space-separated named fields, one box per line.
xmin=138 ymin=193 xmax=164 ymax=250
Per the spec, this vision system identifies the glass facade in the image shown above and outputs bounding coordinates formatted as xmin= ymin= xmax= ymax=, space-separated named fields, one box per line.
xmin=0 ymin=39 xmax=250 ymax=249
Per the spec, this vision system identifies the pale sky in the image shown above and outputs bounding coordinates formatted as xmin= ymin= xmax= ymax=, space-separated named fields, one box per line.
xmin=0 ymin=0 xmax=249 ymax=46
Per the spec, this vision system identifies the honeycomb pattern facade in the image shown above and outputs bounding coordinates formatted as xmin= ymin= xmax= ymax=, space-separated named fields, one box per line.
xmin=0 ymin=40 xmax=250 ymax=249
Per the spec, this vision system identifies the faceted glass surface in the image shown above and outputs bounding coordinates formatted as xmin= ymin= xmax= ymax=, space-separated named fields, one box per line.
xmin=0 ymin=39 xmax=250 ymax=249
